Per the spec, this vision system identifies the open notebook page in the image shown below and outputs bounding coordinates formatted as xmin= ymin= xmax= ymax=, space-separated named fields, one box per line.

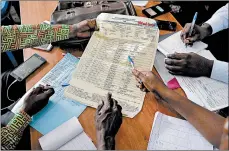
xmin=158 ymin=31 xmax=208 ymax=55
xmin=39 ymin=117 xmax=96 ymax=150
xmin=147 ymin=112 xmax=213 ymax=150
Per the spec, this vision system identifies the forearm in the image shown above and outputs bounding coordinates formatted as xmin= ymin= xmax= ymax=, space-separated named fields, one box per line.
xmin=157 ymin=86 xmax=225 ymax=148
xmin=1 ymin=110 xmax=31 ymax=150
xmin=1 ymin=24 xmax=74 ymax=52
xmin=97 ymin=133 xmax=115 ymax=150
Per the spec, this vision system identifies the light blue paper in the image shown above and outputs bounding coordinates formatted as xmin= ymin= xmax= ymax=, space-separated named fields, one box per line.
xmin=30 ymin=53 xmax=86 ymax=135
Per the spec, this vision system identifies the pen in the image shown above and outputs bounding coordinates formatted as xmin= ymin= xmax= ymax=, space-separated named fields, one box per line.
xmin=61 ymin=83 xmax=70 ymax=87
xmin=185 ymin=12 xmax=198 ymax=48
xmin=128 ymin=56 xmax=143 ymax=84
xmin=128 ymin=56 xmax=135 ymax=69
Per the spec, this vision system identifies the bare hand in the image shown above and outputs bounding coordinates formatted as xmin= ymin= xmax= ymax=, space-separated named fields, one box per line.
xmin=165 ymin=52 xmax=213 ymax=77
xmin=22 ymin=85 xmax=54 ymax=116
xmin=181 ymin=23 xmax=212 ymax=45
xmin=132 ymin=69 xmax=166 ymax=92
xmin=95 ymin=93 xmax=122 ymax=150
xmin=132 ymin=69 xmax=167 ymax=101
xmin=70 ymin=19 xmax=97 ymax=38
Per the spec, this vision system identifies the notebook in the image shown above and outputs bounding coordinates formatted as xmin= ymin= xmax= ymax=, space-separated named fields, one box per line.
xmin=157 ymin=31 xmax=208 ymax=55
xmin=39 ymin=117 xmax=96 ymax=150
xmin=147 ymin=112 xmax=213 ymax=150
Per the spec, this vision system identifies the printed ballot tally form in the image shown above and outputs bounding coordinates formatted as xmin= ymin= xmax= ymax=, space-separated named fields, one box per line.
xmin=64 ymin=13 xmax=159 ymax=118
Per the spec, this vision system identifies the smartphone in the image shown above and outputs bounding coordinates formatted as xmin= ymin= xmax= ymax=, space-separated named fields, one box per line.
xmin=142 ymin=3 xmax=171 ymax=18
xmin=33 ymin=21 xmax=53 ymax=51
xmin=10 ymin=54 xmax=46 ymax=81
xmin=156 ymin=20 xmax=177 ymax=31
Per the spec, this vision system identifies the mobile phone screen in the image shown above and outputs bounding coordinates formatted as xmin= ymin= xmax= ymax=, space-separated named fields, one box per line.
xmin=145 ymin=8 xmax=157 ymax=16
xmin=10 ymin=54 xmax=46 ymax=81
xmin=142 ymin=3 xmax=171 ymax=18
xmin=156 ymin=20 xmax=177 ymax=31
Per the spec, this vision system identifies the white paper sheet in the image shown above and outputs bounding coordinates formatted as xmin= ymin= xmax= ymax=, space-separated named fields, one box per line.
xmin=64 ymin=13 xmax=159 ymax=118
xmin=131 ymin=1 xmax=148 ymax=6
xmin=158 ymin=31 xmax=208 ymax=55
xmin=155 ymin=49 xmax=228 ymax=111
xmin=175 ymin=50 xmax=228 ymax=111
xmin=39 ymin=117 xmax=96 ymax=150
xmin=58 ymin=132 xmax=96 ymax=150
xmin=147 ymin=112 xmax=213 ymax=150
xmin=154 ymin=51 xmax=174 ymax=84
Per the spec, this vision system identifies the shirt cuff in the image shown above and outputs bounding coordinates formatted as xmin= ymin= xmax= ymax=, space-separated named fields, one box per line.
xmin=210 ymin=60 xmax=228 ymax=83
xmin=7 ymin=110 xmax=32 ymax=132
xmin=205 ymin=17 xmax=220 ymax=35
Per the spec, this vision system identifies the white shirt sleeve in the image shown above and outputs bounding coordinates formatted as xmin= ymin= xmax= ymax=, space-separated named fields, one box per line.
xmin=205 ymin=3 xmax=228 ymax=34
xmin=210 ymin=60 xmax=228 ymax=83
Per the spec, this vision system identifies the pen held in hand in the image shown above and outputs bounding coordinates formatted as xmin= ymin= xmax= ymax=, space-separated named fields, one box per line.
xmin=185 ymin=12 xmax=198 ymax=48
xmin=128 ymin=56 xmax=135 ymax=69
xmin=128 ymin=56 xmax=143 ymax=84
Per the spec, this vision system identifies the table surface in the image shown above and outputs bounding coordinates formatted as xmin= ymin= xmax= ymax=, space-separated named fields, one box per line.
xmin=20 ymin=1 xmax=185 ymax=150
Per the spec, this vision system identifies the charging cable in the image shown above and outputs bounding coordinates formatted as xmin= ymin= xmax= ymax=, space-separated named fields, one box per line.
xmin=1 ymin=79 xmax=18 ymax=111
xmin=7 ymin=79 xmax=18 ymax=102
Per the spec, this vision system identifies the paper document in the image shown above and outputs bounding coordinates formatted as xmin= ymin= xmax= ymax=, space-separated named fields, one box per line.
xmin=176 ymin=74 xmax=228 ymax=111
xmin=12 ymin=54 xmax=86 ymax=135
xmin=154 ymin=51 xmax=174 ymax=84
xmin=175 ymin=50 xmax=228 ymax=111
xmin=64 ymin=13 xmax=159 ymax=118
xmin=39 ymin=117 xmax=96 ymax=150
xmin=131 ymin=1 xmax=148 ymax=6
xmin=147 ymin=112 xmax=213 ymax=150
xmin=155 ymin=49 xmax=228 ymax=111
xmin=158 ymin=31 xmax=208 ymax=55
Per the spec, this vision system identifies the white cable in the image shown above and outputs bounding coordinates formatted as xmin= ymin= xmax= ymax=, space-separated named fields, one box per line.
xmin=7 ymin=79 xmax=17 ymax=102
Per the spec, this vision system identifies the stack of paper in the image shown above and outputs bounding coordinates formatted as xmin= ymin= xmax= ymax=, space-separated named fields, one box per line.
xmin=155 ymin=33 xmax=228 ymax=111
xmin=11 ymin=53 xmax=86 ymax=135
xmin=147 ymin=112 xmax=213 ymax=150
xmin=39 ymin=117 xmax=96 ymax=150
xmin=64 ymin=13 xmax=160 ymax=118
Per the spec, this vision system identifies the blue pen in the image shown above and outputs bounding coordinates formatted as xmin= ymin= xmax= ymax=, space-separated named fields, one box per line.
xmin=186 ymin=12 xmax=198 ymax=47
xmin=128 ymin=56 xmax=143 ymax=84
xmin=128 ymin=56 xmax=135 ymax=69
xmin=61 ymin=83 xmax=70 ymax=87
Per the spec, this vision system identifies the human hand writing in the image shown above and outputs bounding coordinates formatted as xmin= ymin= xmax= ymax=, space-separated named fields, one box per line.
xmin=95 ymin=93 xmax=122 ymax=150
xmin=21 ymin=85 xmax=54 ymax=116
xmin=180 ymin=23 xmax=212 ymax=45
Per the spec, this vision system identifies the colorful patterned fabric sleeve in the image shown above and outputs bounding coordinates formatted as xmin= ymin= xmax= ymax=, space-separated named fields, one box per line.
xmin=1 ymin=110 xmax=31 ymax=150
xmin=1 ymin=24 xmax=71 ymax=52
